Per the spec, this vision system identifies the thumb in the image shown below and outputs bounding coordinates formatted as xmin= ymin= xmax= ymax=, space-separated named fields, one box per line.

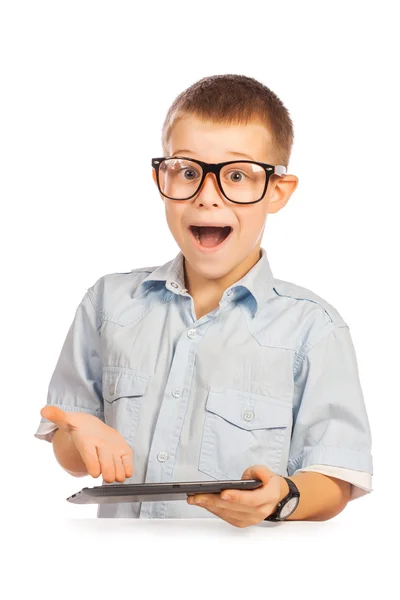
xmin=241 ymin=464 xmax=275 ymax=484
xmin=40 ymin=405 xmax=70 ymax=430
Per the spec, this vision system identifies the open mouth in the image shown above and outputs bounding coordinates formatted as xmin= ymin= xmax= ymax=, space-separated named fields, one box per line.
xmin=189 ymin=225 xmax=233 ymax=248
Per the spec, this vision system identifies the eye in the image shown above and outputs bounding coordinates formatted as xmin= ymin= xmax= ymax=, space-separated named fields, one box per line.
xmin=226 ymin=170 xmax=247 ymax=183
xmin=180 ymin=167 xmax=199 ymax=180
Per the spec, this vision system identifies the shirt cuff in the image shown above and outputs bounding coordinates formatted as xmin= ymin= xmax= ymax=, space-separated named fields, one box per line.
xmin=292 ymin=463 xmax=373 ymax=500
xmin=34 ymin=422 xmax=58 ymax=443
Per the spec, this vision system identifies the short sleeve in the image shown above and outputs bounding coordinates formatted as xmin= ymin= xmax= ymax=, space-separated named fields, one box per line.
xmin=34 ymin=287 xmax=104 ymax=442
xmin=287 ymin=325 xmax=373 ymax=477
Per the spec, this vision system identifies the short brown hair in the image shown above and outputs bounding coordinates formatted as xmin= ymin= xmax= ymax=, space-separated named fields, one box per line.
xmin=161 ymin=74 xmax=294 ymax=168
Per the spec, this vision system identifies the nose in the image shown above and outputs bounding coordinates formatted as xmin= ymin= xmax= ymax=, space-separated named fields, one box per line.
xmin=194 ymin=171 xmax=224 ymax=204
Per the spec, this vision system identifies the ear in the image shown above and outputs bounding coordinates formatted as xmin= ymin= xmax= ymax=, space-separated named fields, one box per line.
xmin=267 ymin=174 xmax=299 ymax=214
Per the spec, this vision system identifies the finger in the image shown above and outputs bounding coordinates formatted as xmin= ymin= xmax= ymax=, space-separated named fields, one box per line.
xmin=221 ymin=475 xmax=281 ymax=507
xmin=121 ymin=453 xmax=134 ymax=478
xmin=97 ymin=446 xmax=116 ymax=483
xmin=113 ymin=454 xmax=126 ymax=483
xmin=212 ymin=496 xmax=278 ymax=521
xmin=76 ymin=442 xmax=101 ymax=478
xmin=241 ymin=464 xmax=276 ymax=484
xmin=40 ymin=406 xmax=69 ymax=431
xmin=209 ymin=503 xmax=263 ymax=527
xmin=217 ymin=508 xmax=258 ymax=527
xmin=190 ymin=494 xmax=256 ymax=514
xmin=195 ymin=502 xmax=254 ymax=528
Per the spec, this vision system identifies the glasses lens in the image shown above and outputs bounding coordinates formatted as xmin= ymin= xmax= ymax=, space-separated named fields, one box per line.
xmin=220 ymin=162 xmax=266 ymax=203
xmin=159 ymin=158 xmax=202 ymax=200
xmin=158 ymin=159 xmax=267 ymax=202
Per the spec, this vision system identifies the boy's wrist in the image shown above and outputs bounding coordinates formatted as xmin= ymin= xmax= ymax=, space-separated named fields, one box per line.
xmin=268 ymin=476 xmax=290 ymax=516
xmin=265 ymin=476 xmax=293 ymax=521
xmin=278 ymin=475 xmax=290 ymax=502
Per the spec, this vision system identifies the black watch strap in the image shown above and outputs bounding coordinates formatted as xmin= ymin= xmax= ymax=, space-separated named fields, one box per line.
xmin=264 ymin=477 xmax=300 ymax=521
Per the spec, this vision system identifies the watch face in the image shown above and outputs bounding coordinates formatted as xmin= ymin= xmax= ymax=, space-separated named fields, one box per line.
xmin=280 ymin=497 xmax=299 ymax=519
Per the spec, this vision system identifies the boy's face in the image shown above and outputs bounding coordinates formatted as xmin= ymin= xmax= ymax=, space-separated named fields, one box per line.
xmin=153 ymin=114 xmax=298 ymax=290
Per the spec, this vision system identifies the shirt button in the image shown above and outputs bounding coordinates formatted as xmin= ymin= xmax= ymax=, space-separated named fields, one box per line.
xmin=187 ymin=328 xmax=197 ymax=339
xmin=227 ymin=289 xmax=232 ymax=296
xmin=171 ymin=282 xmax=179 ymax=288
xmin=243 ymin=410 xmax=255 ymax=421
xmin=108 ymin=383 xmax=115 ymax=395
xmin=172 ymin=388 xmax=181 ymax=398
xmin=157 ymin=452 xmax=168 ymax=462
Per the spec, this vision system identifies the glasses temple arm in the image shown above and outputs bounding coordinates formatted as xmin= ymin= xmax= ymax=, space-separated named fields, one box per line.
xmin=274 ymin=166 xmax=287 ymax=176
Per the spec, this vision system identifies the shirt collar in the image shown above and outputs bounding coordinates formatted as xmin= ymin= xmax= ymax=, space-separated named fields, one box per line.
xmin=133 ymin=246 xmax=275 ymax=318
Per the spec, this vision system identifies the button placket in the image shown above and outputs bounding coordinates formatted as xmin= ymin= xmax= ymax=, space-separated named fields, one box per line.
xmin=157 ymin=452 xmax=168 ymax=462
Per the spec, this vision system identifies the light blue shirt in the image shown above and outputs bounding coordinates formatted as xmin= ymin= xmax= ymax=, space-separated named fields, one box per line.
xmin=35 ymin=247 xmax=373 ymax=518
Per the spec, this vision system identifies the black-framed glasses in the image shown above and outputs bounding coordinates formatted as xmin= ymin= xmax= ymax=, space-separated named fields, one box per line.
xmin=151 ymin=156 xmax=287 ymax=204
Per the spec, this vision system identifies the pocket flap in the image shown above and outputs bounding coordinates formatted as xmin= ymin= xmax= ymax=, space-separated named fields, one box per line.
xmin=102 ymin=366 xmax=150 ymax=402
xmin=205 ymin=388 xmax=291 ymax=430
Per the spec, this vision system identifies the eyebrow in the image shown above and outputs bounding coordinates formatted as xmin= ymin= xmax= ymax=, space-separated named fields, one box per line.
xmin=172 ymin=149 xmax=256 ymax=161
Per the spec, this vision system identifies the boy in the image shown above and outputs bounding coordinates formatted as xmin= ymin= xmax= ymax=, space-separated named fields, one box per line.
xmin=34 ymin=74 xmax=373 ymax=526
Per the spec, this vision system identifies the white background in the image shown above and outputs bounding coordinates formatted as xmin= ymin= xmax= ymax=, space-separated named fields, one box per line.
xmin=1 ymin=1 xmax=398 ymax=598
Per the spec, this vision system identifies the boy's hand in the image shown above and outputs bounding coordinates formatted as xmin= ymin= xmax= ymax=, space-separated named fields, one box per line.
xmin=187 ymin=465 xmax=285 ymax=527
xmin=40 ymin=405 xmax=134 ymax=483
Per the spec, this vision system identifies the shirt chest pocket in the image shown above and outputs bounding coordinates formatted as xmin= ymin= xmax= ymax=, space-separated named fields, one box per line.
xmin=198 ymin=388 xmax=292 ymax=481
xmin=102 ymin=366 xmax=150 ymax=444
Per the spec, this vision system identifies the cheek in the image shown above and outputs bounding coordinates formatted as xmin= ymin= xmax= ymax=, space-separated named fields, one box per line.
xmin=239 ymin=208 xmax=267 ymax=236
xmin=165 ymin=204 xmax=186 ymax=236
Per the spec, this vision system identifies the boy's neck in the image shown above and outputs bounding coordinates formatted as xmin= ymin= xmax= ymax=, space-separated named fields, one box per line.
xmin=183 ymin=247 xmax=262 ymax=308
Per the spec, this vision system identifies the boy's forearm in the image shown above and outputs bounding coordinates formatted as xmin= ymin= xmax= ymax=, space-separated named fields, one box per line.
xmin=278 ymin=471 xmax=352 ymax=521
xmin=52 ymin=428 xmax=88 ymax=476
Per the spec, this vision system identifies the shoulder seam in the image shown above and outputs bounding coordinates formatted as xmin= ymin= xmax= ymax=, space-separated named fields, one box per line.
xmin=86 ymin=287 xmax=102 ymax=331
xmin=293 ymin=323 xmax=349 ymax=380
xmin=273 ymin=286 xmax=334 ymax=324
xmin=273 ymin=283 xmax=348 ymax=328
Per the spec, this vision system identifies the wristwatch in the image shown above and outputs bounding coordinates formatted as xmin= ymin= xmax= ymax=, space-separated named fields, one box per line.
xmin=264 ymin=477 xmax=300 ymax=521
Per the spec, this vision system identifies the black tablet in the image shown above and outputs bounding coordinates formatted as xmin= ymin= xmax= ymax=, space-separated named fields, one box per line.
xmin=67 ymin=479 xmax=263 ymax=504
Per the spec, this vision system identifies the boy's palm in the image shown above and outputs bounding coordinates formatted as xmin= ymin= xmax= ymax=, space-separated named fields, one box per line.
xmin=40 ymin=405 xmax=134 ymax=482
